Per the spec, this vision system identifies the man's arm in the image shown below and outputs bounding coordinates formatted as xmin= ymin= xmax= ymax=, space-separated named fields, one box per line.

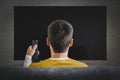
xmin=23 ymin=45 xmax=37 ymax=67
xmin=23 ymin=55 xmax=32 ymax=67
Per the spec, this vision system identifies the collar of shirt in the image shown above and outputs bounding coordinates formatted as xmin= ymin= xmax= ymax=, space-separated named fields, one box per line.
xmin=49 ymin=57 xmax=69 ymax=60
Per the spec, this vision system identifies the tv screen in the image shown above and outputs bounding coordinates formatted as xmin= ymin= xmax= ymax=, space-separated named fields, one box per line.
xmin=14 ymin=6 xmax=106 ymax=60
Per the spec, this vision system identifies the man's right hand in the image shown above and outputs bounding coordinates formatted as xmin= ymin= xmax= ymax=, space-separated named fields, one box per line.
xmin=26 ymin=45 xmax=37 ymax=56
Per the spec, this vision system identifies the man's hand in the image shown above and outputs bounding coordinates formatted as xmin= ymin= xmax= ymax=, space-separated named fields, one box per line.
xmin=26 ymin=45 xmax=37 ymax=56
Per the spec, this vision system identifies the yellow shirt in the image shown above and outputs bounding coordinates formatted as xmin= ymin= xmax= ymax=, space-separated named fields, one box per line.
xmin=29 ymin=58 xmax=88 ymax=68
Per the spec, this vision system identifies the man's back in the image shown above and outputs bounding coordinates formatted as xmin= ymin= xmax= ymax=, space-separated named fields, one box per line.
xmin=24 ymin=20 xmax=88 ymax=68
xmin=29 ymin=58 xmax=88 ymax=68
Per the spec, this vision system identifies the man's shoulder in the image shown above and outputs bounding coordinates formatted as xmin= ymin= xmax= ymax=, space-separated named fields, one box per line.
xmin=68 ymin=58 xmax=88 ymax=67
xmin=29 ymin=58 xmax=51 ymax=68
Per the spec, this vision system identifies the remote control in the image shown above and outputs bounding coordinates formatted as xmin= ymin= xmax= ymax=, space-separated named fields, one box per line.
xmin=32 ymin=40 xmax=39 ymax=62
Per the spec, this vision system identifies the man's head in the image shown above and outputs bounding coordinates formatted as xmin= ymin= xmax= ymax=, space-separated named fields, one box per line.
xmin=47 ymin=20 xmax=73 ymax=53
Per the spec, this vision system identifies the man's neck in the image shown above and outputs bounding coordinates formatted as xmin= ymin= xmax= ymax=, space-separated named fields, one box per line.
xmin=50 ymin=51 xmax=68 ymax=58
xmin=50 ymin=45 xmax=69 ymax=58
xmin=51 ymin=53 xmax=68 ymax=58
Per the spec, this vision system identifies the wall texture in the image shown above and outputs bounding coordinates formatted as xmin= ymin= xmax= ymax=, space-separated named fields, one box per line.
xmin=0 ymin=0 xmax=120 ymax=66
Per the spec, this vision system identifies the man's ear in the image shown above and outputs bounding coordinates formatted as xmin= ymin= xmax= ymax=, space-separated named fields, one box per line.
xmin=69 ymin=39 xmax=73 ymax=47
xmin=46 ymin=37 xmax=50 ymax=46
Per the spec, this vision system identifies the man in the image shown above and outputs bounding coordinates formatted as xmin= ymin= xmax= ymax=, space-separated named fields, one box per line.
xmin=23 ymin=20 xmax=88 ymax=68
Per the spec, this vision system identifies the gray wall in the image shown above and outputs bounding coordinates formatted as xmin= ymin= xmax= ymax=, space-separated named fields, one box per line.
xmin=0 ymin=0 xmax=120 ymax=67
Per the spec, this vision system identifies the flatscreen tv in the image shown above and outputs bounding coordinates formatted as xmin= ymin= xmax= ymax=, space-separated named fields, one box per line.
xmin=14 ymin=6 xmax=106 ymax=60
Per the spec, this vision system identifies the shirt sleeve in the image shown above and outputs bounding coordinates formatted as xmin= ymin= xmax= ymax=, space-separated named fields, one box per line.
xmin=23 ymin=55 xmax=32 ymax=67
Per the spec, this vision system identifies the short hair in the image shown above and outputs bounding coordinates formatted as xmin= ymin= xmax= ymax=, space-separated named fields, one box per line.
xmin=48 ymin=20 xmax=73 ymax=53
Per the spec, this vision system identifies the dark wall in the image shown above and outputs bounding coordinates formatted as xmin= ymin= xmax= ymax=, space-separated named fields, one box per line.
xmin=0 ymin=0 xmax=120 ymax=66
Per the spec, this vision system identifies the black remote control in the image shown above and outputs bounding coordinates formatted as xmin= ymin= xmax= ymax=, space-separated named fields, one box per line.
xmin=32 ymin=40 xmax=39 ymax=62
xmin=32 ymin=40 xmax=38 ymax=51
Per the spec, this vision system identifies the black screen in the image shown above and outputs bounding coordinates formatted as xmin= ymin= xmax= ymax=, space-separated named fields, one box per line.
xmin=14 ymin=6 xmax=106 ymax=60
